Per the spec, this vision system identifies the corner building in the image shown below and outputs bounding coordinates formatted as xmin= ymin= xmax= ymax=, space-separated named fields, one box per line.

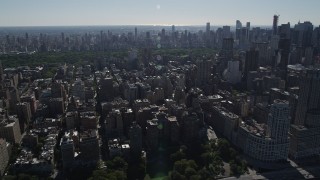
xmin=238 ymin=100 xmax=290 ymax=163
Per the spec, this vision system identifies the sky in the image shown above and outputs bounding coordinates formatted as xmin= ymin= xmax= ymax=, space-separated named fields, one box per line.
xmin=1 ymin=0 xmax=320 ymax=27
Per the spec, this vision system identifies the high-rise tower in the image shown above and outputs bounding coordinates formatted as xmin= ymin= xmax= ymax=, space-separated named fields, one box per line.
xmin=294 ymin=69 xmax=320 ymax=125
xmin=267 ymin=100 xmax=291 ymax=141
xmin=129 ymin=122 xmax=142 ymax=157
xmin=290 ymin=68 xmax=320 ymax=159
xmin=244 ymin=48 xmax=259 ymax=80
xmin=273 ymin=15 xmax=279 ymax=35
xmin=0 ymin=61 xmax=3 ymax=82
xmin=135 ymin=27 xmax=137 ymax=40
xmin=206 ymin=22 xmax=210 ymax=34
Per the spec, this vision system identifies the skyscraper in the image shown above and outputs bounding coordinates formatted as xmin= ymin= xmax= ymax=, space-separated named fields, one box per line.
xmin=129 ymin=122 xmax=142 ymax=156
xmin=60 ymin=134 xmax=75 ymax=169
xmin=0 ymin=116 xmax=22 ymax=144
xmin=0 ymin=138 xmax=9 ymax=177
xmin=278 ymin=23 xmax=291 ymax=39
xmin=244 ymin=48 xmax=259 ymax=80
xmin=293 ymin=21 xmax=314 ymax=48
xmin=235 ymin=20 xmax=242 ymax=40
xmin=290 ymin=68 xmax=320 ymax=159
xmin=181 ymin=113 xmax=200 ymax=143
xmin=294 ymin=69 xmax=320 ymax=126
xmin=223 ymin=26 xmax=231 ymax=38
xmin=16 ymin=102 xmax=32 ymax=133
xmin=206 ymin=22 xmax=210 ymax=34
xmin=238 ymin=100 xmax=291 ymax=163
xmin=267 ymin=100 xmax=291 ymax=141
xmin=196 ymin=59 xmax=213 ymax=86
xmin=99 ymin=76 xmax=113 ymax=102
xmin=61 ymin=32 xmax=65 ymax=44
xmin=146 ymin=119 xmax=159 ymax=151
xmin=0 ymin=61 xmax=3 ymax=82
xmin=205 ymin=22 xmax=213 ymax=47
xmin=278 ymin=38 xmax=291 ymax=71
xmin=222 ymin=38 xmax=234 ymax=59
xmin=100 ymin=30 xmax=104 ymax=51
xmin=135 ymin=27 xmax=137 ymax=40
xmin=273 ymin=15 xmax=279 ymax=35
xmin=236 ymin=20 xmax=242 ymax=29
xmin=246 ymin=22 xmax=250 ymax=40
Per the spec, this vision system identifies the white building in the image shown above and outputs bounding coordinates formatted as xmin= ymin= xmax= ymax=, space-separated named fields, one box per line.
xmin=238 ymin=100 xmax=291 ymax=163
xmin=223 ymin=60 xmax=241 ymax=84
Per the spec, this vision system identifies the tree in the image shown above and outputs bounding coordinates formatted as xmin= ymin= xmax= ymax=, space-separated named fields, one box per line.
xmin=128 ymin=158 xmax=146 ymax=179
xmin=217 ymin=139 xmax=231 ymax=160
xmin=108 ymin=170 xmax=127 ymax=180
xmin=2 ymin=175 xmax=16 ymax=180
xmin=89 ymin=169 xmax=127 ymax=180
xmin=174 ymin=160 xmax=188 ymax=174
xmin=170 ymin=145 xmax=188 ymax=162
xmin=17 ymin=174 xmax=38 ymax=180
xmin=169 ymin=171 xmax=186 ymax=180
xmin=198 ymin=167 xmax=214 ymax=180
xmin=112 ymin=156 xmax=128 ymax=171
xmin=229 ymin=148 xmax=238 ymax=160
xmin=90 ymin=157 xmax=129 ymax=180
xmin=106 ymin=156 xmax=128 ymax=172
xmin=185 ymin=167 xmax=197 ymax=177
xmin=190 ymin=175 xmax=201 ymax=180
xmin=170 ymin=150 xmax=186 ymax=162
xmin=143 ymin=174 xmax=151 ymax=180
xmin=89 ymin=169 xmax=109 ymax=180
xmin=171 ymin=159 xmax=199 ymax=179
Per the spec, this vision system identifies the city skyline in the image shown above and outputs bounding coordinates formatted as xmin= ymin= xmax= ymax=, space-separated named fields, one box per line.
xmin=1 ymin=1 xmax=320 ymax=179
xmin=1 ymin=0 xmax=320 ymax=27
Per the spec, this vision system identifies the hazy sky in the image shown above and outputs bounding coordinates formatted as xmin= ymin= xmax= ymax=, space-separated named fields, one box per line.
xmin=1 ymin=0 xmax=320 ymax=26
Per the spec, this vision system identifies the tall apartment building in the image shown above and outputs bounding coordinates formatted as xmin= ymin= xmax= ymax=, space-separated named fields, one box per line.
xmin=195 ymin=59 xmax=213 ymax=86
xmin=238 ymin=100 xmax=290 ymax=163
xmin=70 ymin=79 xmax=85 ymax=101
xmin=16 ymin=102 xmax=32 ymax=133
xmin=49 ymin=98 xmax=65 ymax=116
xmin=65 ymin=111 xmax=79 ymax=130
xmin=20 ymin=93 xmax=37 ymax=115
xmin=146 ymin=119 xmax=159 ymax=151
xmin=244 ymin=48 xmax=259 ymax=80
xmin=0 ymin=138 xmax=9 ymax=177
xmin=79 ymin=130 xmax=100 ymax=163
xmin=129 ymin=122 xmax=142 ymax=156
xmin=60 ymin=133 xmax=75 ymax=169
xmin=105 ymin=109 xmax=123 ymax=136
xmin=290 ymin=69 xmax=320 ymax=159
xmin=99 ymin=76 xmax=113 ymax=102
xmin=80 ymin=111 xmax=98 ymax=130
xmin=0 ymin=116 xmax=22 ymax=144
xmin=221 ymin=38 xmax=234 ymax=59
xmin=181 ymin=112 xmax=200 ymax=143
xmin=273 ymin=15 xmax=279 ymax=35
xmin=210 ymin=106 xmax=239 ymax=142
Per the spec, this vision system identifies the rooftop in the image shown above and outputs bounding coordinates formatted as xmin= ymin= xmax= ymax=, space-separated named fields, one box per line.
xmin=240 ymin=119 xmax=269 ymax=138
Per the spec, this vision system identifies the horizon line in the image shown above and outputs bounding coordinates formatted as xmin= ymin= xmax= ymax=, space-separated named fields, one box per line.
xmin=0 ymin=24 xmax=274 ymax=28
